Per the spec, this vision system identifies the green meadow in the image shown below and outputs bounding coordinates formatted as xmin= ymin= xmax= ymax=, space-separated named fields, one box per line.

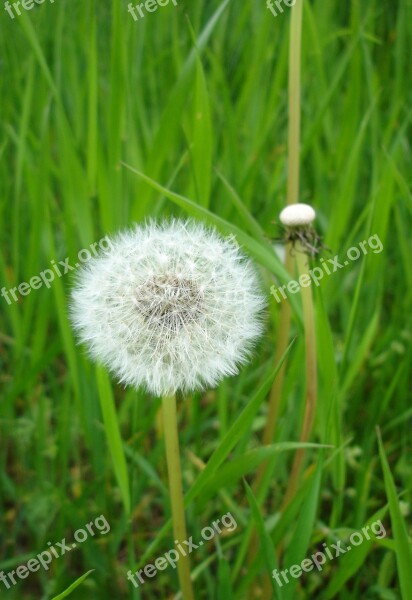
xmin=0 ymin=0 xmax=411 ymax=598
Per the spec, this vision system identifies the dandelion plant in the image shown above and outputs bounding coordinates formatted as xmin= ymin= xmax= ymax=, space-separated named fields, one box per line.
xmin=279 ymin=203 xmax=318 ymax=506
xmin=70 ymin=219 xmax=265 ymax=600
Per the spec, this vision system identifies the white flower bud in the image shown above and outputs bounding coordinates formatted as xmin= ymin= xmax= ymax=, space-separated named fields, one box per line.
xmin=279 ymin=203 xmax=316 ymax=227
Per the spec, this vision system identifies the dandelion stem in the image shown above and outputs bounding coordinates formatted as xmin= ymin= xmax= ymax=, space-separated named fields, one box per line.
xmin=282 ymin=242 xmax=317 ymax=507
xmin=162 ymin=394 xmax=194 ymax=600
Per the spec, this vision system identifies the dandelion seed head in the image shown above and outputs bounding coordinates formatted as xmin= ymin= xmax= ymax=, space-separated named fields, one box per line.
xmin=70 ymin=220 xmax=266 ymax=396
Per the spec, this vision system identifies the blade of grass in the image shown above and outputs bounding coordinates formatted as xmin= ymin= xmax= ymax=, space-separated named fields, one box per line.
xmin=322 ymin=505 xmax=389 ymax=599
xmin=96 ymin=366 xmax=131 ymax=515
xmin=244 ymin=480 xmax=283 ymax=600
xmin=199 ymin=443 xmax=330 ymax=504
xmin=51 ymin=570 xmax=94 ymax=600
xmin=282 ymin=457 xmax=323 ymax=600
xmin=190 ymin=53 xmax=213 ymax=208
xmin=377 ymin=428 xmax=412 ymax=600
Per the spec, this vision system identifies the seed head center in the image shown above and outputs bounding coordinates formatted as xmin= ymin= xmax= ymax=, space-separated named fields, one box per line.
xmin=135 ymin=274 xmax=204 ymax=329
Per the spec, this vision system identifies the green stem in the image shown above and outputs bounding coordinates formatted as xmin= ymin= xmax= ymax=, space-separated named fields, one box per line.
xmin=282 ymin=243 xmax=317 ymax=507
xmin=162 ymin=394 xmax=194 ymax=600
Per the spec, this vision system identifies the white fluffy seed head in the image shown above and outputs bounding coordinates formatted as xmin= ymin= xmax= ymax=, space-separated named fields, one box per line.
xmin=279 ymin=203 xmax=316 ymax=227
xmin=70 ymin=220 xmax=266 ymax=397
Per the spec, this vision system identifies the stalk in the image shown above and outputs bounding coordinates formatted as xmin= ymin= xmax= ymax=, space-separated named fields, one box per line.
xmin=282 ymin=243 xmax=317 ymax=507
xmin=162 ymin=394 xmax=194 ymax=600
xmin=286 ymin=0 xmax=303 ymax=207
xmin=248 ymin=4 xmax=304 ymax=597
xmin=253 ymin=0 xmax=303 ymax=492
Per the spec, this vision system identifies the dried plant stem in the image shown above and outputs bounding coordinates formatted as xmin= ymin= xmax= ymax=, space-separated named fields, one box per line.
xmin=247 ymin=260 xmax=292 ymax=600
xmin=282 ymin=244 xmax=317 ymax=508
xmin=253 ymin=0 xmax=303 ymax=492
xmin=260 ymin=246 xmax=318 ymax=600
xmin=248 ymin=4 xmax=304 ymax=597
xmin=253 ymin=252 xmax=293 ymax=496
xmin=162 ymin=394 xmax=194 ymax=600
xmin=286 ymin=0 xmax=303 ymax=208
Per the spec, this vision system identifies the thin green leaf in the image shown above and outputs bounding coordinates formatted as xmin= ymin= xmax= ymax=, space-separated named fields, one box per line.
xmin=322 ymin=505 xmax=388 ymax=599
xmin=282 ymin=458 xmax=323 ymax=600
xmin=244 ymin=480 xmax=283 ymax=600
xmin=377 ymin=428 xmax=412 ymax=600
xmin=50 ymin=570 xmax=94 ymax=600
xmin=191 ymin=55 xmax=213 ymax=207
xmin=200 ymin=443 xmax=330 ymax=502
xmin=96 ymin=366 xmax=131 ymax=515
xmin=217 ymin=557 xmax=234 ymax=600
xmin=185 ymin=339 xmax=296 ymax=505
xmin=215 ymin=169 xmax=267 ymax=243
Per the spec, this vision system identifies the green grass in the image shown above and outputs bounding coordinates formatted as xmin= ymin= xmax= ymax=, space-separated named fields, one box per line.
xmin=1 ymin=1 xmax=411 ymax=599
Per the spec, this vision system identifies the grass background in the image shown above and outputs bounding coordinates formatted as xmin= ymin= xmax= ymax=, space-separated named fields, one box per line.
xmin=1 ymin=0 xmax=411 ymax=598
